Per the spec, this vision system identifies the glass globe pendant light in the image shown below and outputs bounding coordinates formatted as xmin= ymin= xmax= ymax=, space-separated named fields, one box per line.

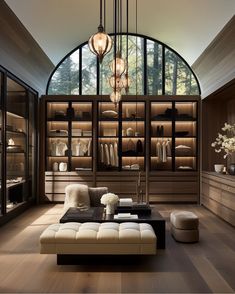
xmin=110 ymin=50 xmax=126 ymax=76
xmin=88 ymin=0 xmax=113 ymax=63
xmin=109 ymin=74 xmax=124 ymax=90
xmin=110 ymin=90 xmax=122 ymax=105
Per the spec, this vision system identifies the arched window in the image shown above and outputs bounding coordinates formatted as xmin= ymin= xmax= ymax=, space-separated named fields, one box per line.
xmin=47 ymin=34 xmax=200 ymax=95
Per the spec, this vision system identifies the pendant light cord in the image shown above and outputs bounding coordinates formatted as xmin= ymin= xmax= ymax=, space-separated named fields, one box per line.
xmin=100 ymin=0 xmax=103 ymax=26
xmin=135 ymin=0 xmax=138 ymax=130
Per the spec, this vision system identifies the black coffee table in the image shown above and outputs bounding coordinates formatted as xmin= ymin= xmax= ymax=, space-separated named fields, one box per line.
xmin=60 ymin=207 xmax=165 ymax=249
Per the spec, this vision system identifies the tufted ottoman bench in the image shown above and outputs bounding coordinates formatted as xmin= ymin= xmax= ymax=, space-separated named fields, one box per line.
xmin=40 ymin=222 xmax=156 ymax=264
xmin=170 ymin=210 xmax=199 ymax=243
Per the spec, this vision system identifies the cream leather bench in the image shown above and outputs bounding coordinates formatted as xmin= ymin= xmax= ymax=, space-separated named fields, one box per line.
xmin=170 ymin=210 xmax=199 ymax=243
xmin=40 ymin=222 xmax=156 ymax=264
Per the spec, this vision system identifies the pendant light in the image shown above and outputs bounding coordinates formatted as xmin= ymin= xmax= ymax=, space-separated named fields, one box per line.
xmin=88 ymin=0 xmax=113 ymax=63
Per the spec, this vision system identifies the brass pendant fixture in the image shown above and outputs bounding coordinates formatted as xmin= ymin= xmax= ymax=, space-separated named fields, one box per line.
xmin=88 ymin=0 xmax=113 ymax=63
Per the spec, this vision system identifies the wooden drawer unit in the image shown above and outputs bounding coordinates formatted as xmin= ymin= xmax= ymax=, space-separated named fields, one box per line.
xmin=202 ymin=171 xmax=235 ymax=226
xmin=96 ymin=172 xmax=146 ymax=202
xmin=149 ymin=172 xmax=199 ymax=203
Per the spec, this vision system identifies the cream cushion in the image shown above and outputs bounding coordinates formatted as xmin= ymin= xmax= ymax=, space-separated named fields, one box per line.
xmin=64 ymin=184 xmax=90 ymax=212
xmin=170 ymin=210 xmax=199 ymax=230
xmin=40 ymin=222 xmax=156 ymax=255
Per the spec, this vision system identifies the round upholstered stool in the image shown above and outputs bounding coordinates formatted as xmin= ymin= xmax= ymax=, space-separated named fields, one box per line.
xmin=170 ymin=210 xmax=199 ymax=243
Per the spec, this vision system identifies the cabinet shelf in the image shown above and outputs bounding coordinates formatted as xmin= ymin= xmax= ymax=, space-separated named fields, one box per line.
xmin=6 ymin=130 xmax=26 ymax=136
xmin=99 ymin=118 xmax=119 ymax=122
xmin=122 ymin=118 xmax=145 ymax=122
xmin=71 ymin=136 xmax=92 ymax=138
xmin=151 ymin=136 xmax=172 ymax=139
xmin=122 ymin=136 xmax=145 ymax=139
xmin=7 ymin=151 xmax=25 ymax=154
xmin=72 ymin=156 xmax=91 ymax=158
xmin=47 ymin=118 xmax=69 ymax=122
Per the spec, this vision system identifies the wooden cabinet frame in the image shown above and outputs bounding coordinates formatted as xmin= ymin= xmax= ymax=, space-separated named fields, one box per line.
xmin=40 ymin=95 xmax=200 ymax=204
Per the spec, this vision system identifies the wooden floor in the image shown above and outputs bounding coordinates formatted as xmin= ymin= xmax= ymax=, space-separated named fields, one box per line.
xmin=0 ymin=204 xmax=235 ymax=293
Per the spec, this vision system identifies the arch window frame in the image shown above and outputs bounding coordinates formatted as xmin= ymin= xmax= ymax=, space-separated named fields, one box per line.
xmin=46 ymin=33 xmax=201 ymax=96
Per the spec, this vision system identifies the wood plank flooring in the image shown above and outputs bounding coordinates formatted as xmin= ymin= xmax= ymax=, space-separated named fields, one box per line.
xmin=0 ymin=204 xmax=235 ymax=293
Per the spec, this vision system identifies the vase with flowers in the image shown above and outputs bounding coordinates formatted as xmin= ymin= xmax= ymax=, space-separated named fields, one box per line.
xmin=100 ymin=193 xmax=119 ymax=214
xmin=211 ymin=122 xmax=235 ymax=175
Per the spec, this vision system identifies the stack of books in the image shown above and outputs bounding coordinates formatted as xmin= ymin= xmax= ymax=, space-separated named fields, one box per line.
xmin=119 ymin=198 xmax=133 ymax=207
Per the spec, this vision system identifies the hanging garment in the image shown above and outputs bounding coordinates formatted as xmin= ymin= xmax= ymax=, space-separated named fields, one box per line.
xmin=166 ymin=140 xmax=171 ymax=157
xmin=104 ymin=143 xmax=110 ymax=165
xmin=114 ymin=141 xmax=118 ymax=167
xmin=100 ymin=143 xmax=104 ymax=163
xmin=162 ymin=141 xmax=167 ymax=162
xmin=72 ymin=141 xmax=80 ymax=156
xmin=51 ymin=140 xmax=68 ymax=156
xmin=109 ymin=143 xmax=115 ymax=166
xmin=156 ymin=141 xmax=162 ymax=162
xmin=87 ymin=140 xmax=91 ymax=156
xmin=136 ymin=139 xmax=143 ymax=154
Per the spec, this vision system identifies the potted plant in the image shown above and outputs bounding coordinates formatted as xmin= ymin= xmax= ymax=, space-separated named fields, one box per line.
xmin=211 ymin=122 xmax=235 ymax=175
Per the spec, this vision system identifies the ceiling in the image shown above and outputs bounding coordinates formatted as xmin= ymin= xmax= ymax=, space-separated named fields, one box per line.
xmin=5 ymin=0 xmax=235 ymax=66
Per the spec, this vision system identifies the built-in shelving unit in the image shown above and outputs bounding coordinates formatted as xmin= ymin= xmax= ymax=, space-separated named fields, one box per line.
xmin=46 ymin=101 xmax=93 ymax=172
xmin=150 ymin=101 xmax=198 ymax=171
xmin=0 ymin=74 xmax=38 ymax=218
xmin=41 ymin=95 xmax=200 ymax=203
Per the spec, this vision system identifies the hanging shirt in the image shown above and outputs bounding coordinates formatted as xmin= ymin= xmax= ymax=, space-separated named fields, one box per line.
xmin=100 ymin=143 xmax=104 ymax=163
xmin=104 ymin=143 xmax=110 ymax=165
xmin=87 ymin=140 xmax=91 ymax=156
xmin=109 ymin=143 xmax=115 ymax=166
xmin=162 ymin=141 xmax=167 ymax=163
xmin=114 ymin=141 xmax=118 ymax=167
xmin=166 ymin=140 xmax=171 ymax=157
xmin=51 ymin=140 xmax=68 ymax=156
xmin=156 ymin=141 xmax=162 ymax=162
xmin=72 ymin=141 xmax=80 ymax=156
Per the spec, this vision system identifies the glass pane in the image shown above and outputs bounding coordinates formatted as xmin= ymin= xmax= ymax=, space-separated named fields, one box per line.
xmin=147 ymin=40 xmax=162 ymax=95
xmin=127 ymin=35 xmax=144 ymax=95
xmin=176 ymin=61 xmax=199 ymax=95
xmin=46 ymin=102 xmax=69 ymax=172
xmin=165 ymin=48 xmax=177 ymax=95
xmin=48 ymin=50 xmax=80 ymax=95
xmin=165 ymin=48 xmax=199 ymax=95
xmin=0 ymin=73 xmax=2 ymax=215
xmin=151 ymin=102 xmax=172 ymax=171
xmin=81 ymin=44 xmax=97 ymax=94
xmin=6 ymin=77 xmax=28 ymax=212
xmin=28 ymin=92 xmax=37 ymax=200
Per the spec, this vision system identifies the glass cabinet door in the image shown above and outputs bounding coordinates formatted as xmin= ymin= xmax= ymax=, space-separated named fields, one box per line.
xmin=6 ymin=77 xmax=27 ymax=212
xmin=0 ymin=72 xmax=3 ymax=215
xmin=28 ymin=91 xmax=37 ymax=200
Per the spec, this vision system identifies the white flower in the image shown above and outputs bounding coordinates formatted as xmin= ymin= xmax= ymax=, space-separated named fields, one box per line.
xmin=211 ymin=122 xmax=235 ymax=158
xmin=101 ymin=193 xmax=119 ymax=205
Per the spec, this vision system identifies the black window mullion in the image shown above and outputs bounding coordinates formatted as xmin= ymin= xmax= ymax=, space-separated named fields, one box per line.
xmin=97 ymin=58 xmax=100 ymax=95
xmin=162 ymin=45 xmax=165 ymax=95
xmin=79 ymin=49 xmax=82 ymax=95
xmin=143 ymin=38 xmax=147 ymax=95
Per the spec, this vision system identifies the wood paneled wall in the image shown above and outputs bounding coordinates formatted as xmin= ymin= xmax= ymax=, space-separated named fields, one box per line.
xmin=192 ymin=16 xmax=235 ymax=99
xmin=0 ymin=1 xmax=54 ymax=94
xmin=202 ymin=79 xmax=235 ymax=171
